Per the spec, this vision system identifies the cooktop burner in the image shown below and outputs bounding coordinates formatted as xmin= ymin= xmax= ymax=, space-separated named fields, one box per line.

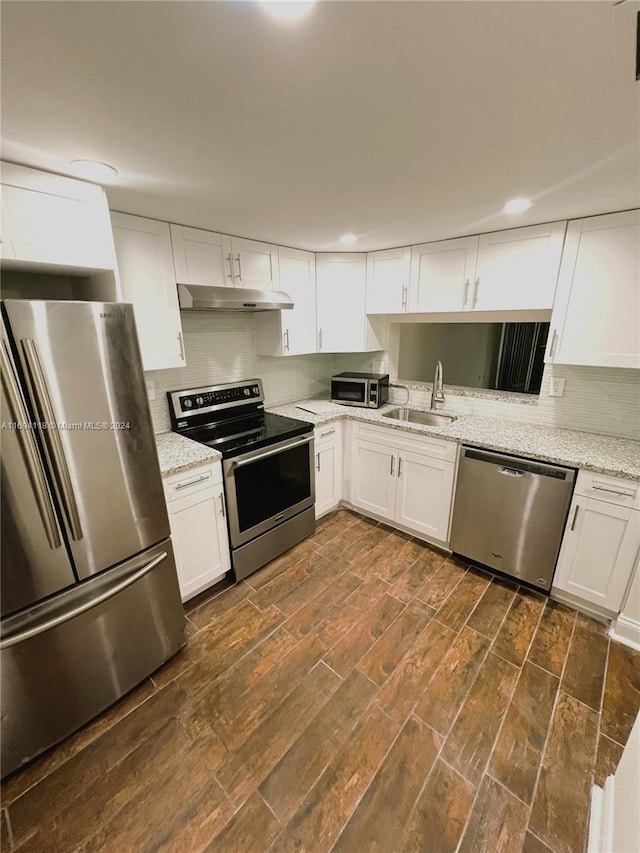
xmin=167 ymin=379 xmax=313 ymax=458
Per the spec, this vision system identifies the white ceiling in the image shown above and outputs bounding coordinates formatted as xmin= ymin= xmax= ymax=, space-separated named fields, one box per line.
xmin=1 ymin=1 xmax=639 ymax=251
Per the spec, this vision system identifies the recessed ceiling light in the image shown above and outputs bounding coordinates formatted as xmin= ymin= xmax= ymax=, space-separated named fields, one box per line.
xmin=503 ymin=197 xmax=533 ymax=215
xmin=69 ymin=160 xmax=118 ymax=183
xmin=256 ymin=1 xmax=317 ymax=23
xmin=339 ymin=233 xmax=358 ymax=247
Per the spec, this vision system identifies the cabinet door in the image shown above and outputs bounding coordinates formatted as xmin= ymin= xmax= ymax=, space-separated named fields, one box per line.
xmin=231 ymin=237 xmax=279 ymax=290
xmin=167 ymin=484 xmax=230 ymax=601
xmin=111 ymin=213 xmax=185 ymax=371
xmin=350 ymin=439 xmax=396 ymax=520
xmin=395 ymin=449 xmax=455 ymax=542
xmin=2 ymin=164 xmax=115 ymax=271
xmin=409 ymin=237 xmax=477 ymax=312
xmin=554 ymin=498 xmax=640 ymax=612
xmin=473 ymin=221 xmax=566 ymax=311
xmin=170 ymin=225 xmax=233 ymax=287
xmin=548 ymin=211 xmax=640 ymax=369
xmin=314 ymin=425 xmax=342 ymax=518
xmin=316 ymin=253 xmax=368 ymax=352
xmin=279 ymin=246 xmax=316 ymax=354
xmin=366 ymin=247 xmax=411 ymax=314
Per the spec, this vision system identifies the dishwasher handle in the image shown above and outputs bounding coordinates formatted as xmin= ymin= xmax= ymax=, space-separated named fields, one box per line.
xmin=496 ymin=466 xmax=524 ymax=477
xmin=461 ymin=446 xmax=575 ymax=481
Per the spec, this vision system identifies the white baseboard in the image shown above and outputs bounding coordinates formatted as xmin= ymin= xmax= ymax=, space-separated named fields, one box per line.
xmin=609 ymin=613 xmax=640 ymax=651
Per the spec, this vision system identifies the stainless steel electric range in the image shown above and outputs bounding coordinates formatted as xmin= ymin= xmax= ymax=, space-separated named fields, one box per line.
xmin=168 ymin=379 xmax=315 ymax=581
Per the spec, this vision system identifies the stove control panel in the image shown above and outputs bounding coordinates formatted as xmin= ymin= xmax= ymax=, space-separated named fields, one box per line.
xmin=168 ymin=380 xmax=264 ymax=423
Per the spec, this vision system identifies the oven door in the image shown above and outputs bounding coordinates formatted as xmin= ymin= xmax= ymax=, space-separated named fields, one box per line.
xmin=331 ymin=377 xmax=370 ymax=407
xmin=223 ymin=433 xmax=315 ymax=548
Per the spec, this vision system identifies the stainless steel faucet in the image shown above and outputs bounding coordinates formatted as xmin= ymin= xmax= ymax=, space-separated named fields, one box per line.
xmin=431 ymin=360 xmax=445 ymax=409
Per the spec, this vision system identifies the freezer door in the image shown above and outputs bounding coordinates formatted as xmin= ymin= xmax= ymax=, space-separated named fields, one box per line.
xmin=2 ymin=300 xmax=169 ymax=579
xmin=0 ymin=538 xmax=185 ymax=778
xmin=1 ymin=322 xmax=76 ymax=616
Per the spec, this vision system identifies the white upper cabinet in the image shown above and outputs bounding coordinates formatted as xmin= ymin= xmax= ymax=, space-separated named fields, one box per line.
xmin=366 ymin=246 xmax=412 ymax=314
xmin=1 ymin=162 xmax=116 ymax=272
xmin=232 ymin=237 xmax=279 ymax=290
xmin=170 ymin=225 xmax=233 ymax=287
xmin=170 ymin=225 xmax=279 ymax=291
xmin=316 ymin=253 xmax=382 ymax=353
xmin=546 ymin=210 xmax=640 ymax=369
xmin=111 ymin=213 xmax=185 ymax=371
xmin=255 ymin=246 xmax=316 ymax=356
xmin=410 ymin=236 xmax=478 ymax=312
xmin=472 ymin=221 xmax=566 ymax=311
xmin=408 ymin=222 xmax=565 ymax=314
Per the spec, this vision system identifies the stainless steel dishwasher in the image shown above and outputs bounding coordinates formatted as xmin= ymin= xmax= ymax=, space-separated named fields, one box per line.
xmin=450 ymin=447 xmax=576 ymax=591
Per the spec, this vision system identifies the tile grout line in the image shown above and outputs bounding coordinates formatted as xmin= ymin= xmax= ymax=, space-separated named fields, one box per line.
xmin=525 ymin=605 xmax=579 ymax=849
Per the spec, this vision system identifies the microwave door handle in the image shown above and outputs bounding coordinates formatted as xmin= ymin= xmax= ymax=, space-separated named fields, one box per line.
xmin=0 ymin=341 xmax=62 ymax=550
xmin=365 ymin=379 xmax=371 ymax=406
xmin=21 ymin=339 xmax=84 ymax=541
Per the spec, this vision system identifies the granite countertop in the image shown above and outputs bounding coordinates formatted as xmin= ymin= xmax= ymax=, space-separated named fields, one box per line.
xmin=269 ymin=402 xmax=640 ymax=481
xmin=155 ymin=432 xmax=222 ymax=477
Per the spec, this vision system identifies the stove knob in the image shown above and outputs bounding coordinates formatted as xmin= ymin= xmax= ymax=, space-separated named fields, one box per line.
xmin=196 ymin=396 xmax=204 ymax=406
xmin=243 ymin=388 xmax=250 ymax=397
xmin=183 ymin=398 xmax=193 ymax=408
xmin=252 ymin=386 xmax=259 ymax=395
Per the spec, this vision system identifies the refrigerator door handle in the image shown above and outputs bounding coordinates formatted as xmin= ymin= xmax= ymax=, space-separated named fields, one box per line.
xmin=0 ymin=341 xmax=62 ymax=550
xmin=21 ymin=338 xmax=84 ymax=541
xmin=0 ymin=551 xmax=168 ymax=650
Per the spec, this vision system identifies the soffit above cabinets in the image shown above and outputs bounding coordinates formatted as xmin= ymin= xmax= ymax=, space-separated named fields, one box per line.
xmin=1 ymin=1 xmax=638 ymax=251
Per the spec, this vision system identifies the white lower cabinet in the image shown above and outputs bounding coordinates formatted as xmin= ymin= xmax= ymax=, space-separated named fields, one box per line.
xmin=163 ymin=462 xmax=231 ymax=602
xmin=349 ymin=423 xmax=456 ymax=544
xmin=314 ymin=423 xmax=342 ymax=518
xmin=553 ymin=472 xmax=640 ymax=613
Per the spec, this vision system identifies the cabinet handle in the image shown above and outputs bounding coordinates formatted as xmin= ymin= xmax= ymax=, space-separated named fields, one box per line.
xmin=320 ymin=429 xmax=335 ymax=437
xmin=177 ymin=332 xmax=185 ymax=361
xmin=284 ymin=329 xmax=290 ymax=352
xmin=463 ymin=278 xmax=470 ymax=308
xmin=472 ymin=278 xmax=480 ymax=308
xmin=235 ymin=254 xmax=242 ymax=281
xmin=316 ymin=452 xmax=321 ymax=472
xmin=592 ymin=484 xmax=635 ymax=498
xmin=390 ymin=455 xmax=395 ymax=476
xmin=398 ymin=456 xmax=403 ymax=477
xmin=401 ymin=285 xmax=408 ymax=309
xmin=318 ymin=328 xmax=323 ymax=351
xmin=570 ymin=504 xmax=580 ymax=531
xmin=226 ymin=252 xmax=234 ymax=280
xmin=174 ymin=474 xmax=210 ymax=491
xmin=549 ymin=329 xmax=559 ymax=360
xmin=218 ymin=493 xmax=226 ymax=518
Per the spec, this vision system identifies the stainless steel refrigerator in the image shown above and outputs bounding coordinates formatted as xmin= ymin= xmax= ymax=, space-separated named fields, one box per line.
xmin=0 ymin=299 xmax=185 ymax=778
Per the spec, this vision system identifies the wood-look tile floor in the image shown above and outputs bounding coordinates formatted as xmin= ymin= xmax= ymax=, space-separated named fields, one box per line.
xmin=3 ymin=509 xmax=640 ymax=853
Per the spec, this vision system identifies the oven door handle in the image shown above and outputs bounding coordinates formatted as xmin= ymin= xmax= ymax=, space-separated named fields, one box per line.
xmin=229 ymin=435 xmax=313 ymax=469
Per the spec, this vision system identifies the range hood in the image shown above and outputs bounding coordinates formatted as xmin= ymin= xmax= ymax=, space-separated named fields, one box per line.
xmin=177 ymin=284 xmax=294 ymax=312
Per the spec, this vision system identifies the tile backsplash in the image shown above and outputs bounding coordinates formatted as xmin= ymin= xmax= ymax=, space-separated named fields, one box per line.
xmin=146 ymin=312 xmax=638 ymax=441
xmin=145 ymin=312 xmax=385 ymax=433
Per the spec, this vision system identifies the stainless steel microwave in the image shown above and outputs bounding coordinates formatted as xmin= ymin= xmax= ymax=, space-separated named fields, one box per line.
xmin=331 ymin=372 xmax=390 ymax=409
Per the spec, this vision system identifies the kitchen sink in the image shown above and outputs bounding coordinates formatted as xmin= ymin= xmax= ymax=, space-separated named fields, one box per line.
xmin=383 ymin=408 xmax=457 ymax=426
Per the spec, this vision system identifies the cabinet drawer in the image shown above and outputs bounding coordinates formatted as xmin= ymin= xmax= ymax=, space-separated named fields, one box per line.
xmin=315 ymin=424 xmax=341 ymax=445
xmin=574 ymin=470 xmax=640 ymax=509
xmin=355 ymin=421 xmax=457 ymax=463
xmin=163 ymin=463 xmax=221 ymax=502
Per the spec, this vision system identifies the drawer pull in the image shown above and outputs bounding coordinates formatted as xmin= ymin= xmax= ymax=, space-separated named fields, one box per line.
xmin=592 ymin=484 xmax=635 ymax=498
xmin=174 ymin=474 xmax=210 ymax=490
xmin=320 ymin=429 xmax=335 ymax=437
